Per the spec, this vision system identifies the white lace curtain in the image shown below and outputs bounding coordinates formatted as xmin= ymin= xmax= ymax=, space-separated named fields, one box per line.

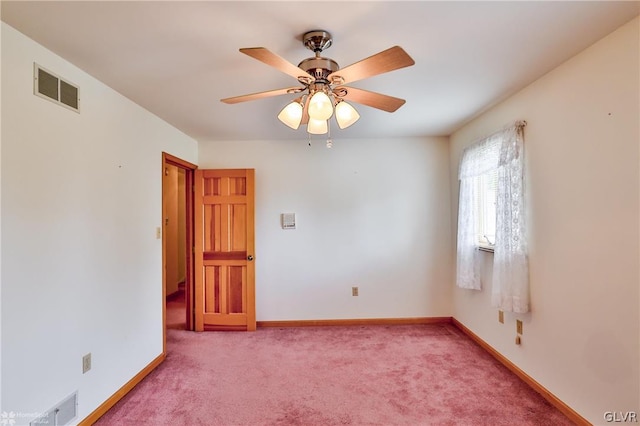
xmin=456 ymin=121 xmax=529 ymax=313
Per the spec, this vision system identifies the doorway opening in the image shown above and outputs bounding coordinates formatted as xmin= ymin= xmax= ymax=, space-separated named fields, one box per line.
xmin=162 ymin=153 xmax=196 ymax=351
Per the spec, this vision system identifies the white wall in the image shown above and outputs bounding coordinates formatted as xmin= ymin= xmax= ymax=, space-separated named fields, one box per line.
xmin=0 ymin=23 xmax=198 ymax=422
xmin=199 ymin=137 xmax=452 ymax=321
xmin=449 ymin=17 xmax=639 ymax=424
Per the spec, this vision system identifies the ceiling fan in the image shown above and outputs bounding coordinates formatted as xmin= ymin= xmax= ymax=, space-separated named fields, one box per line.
xmin=221 ymin=30 xmax=415 ymax=135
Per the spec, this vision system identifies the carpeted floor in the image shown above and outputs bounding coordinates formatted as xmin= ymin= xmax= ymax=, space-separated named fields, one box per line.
xmin=166 ymin=288 xmax=187 ymax=330
xmin=95 ymin=315 xmax=573 ymax=425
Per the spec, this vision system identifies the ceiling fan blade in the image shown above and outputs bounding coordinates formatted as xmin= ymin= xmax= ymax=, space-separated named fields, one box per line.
xmin=240 ymin=47 xmax=313 ymax=82
xmin=337 ymin=86 xmax=406 ymax=112
xmin=328 ymin=46 xmax=415 ymax=85
xmin=221 ymin=87 xmax=302 ymax=104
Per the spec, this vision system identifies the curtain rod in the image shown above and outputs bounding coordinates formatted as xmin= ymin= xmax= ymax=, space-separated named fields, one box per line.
xmin=466 ymin=119 xmax=527 ymax=148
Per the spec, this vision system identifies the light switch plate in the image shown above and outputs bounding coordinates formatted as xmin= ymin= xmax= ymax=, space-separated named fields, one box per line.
xmin=82 ymin=353 xmax=91 ymax=374
xmin=281 ymin=213 xmax=296 ymax=229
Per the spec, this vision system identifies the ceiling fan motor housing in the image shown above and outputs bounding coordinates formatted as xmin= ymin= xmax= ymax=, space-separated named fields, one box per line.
xmin=299 ymin=30 xmax=339 ymax=84
xmin=298 ymin=57 xmax=339 ymax=83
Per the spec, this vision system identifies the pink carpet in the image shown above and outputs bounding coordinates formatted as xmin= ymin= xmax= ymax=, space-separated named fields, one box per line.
xmin=95 ymin=318 xmax=573 ymax=425
xmin=166 ymin=289 xmax=186 ymax=330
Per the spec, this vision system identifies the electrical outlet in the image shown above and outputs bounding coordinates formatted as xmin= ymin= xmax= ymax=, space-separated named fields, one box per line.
xmin=82 ymin=353 xmax=91 ymax=374
xmin=516 ymin=320 xmax=523 ymax=335
xmin=352 ymin=287 xmax=359 ymax=297
xmin=498 ymin=310 xmax=504 ymax=324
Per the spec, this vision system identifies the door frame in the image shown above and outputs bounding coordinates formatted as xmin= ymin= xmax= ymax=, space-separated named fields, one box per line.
xmin=162 ymin=152 xmax=197 ymax=352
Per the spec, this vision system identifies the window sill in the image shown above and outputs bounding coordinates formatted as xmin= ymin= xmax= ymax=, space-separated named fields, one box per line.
xmin=477 ymin=245 xmax=494 ymax=253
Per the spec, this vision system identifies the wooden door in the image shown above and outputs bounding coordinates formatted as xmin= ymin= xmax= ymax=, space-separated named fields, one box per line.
xmin=194 ymin=169 xmax=255 ymax=331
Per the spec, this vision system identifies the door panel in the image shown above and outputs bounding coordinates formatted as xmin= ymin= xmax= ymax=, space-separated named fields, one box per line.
xmin=195 ymin=169 xmax=255 ymax=331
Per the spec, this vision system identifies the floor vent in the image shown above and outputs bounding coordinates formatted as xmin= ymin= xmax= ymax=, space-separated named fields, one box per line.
xmin=30 ymin=391 xmax=78 ymax=426
xmin=34 ymin=63 xmax=80 ymax=112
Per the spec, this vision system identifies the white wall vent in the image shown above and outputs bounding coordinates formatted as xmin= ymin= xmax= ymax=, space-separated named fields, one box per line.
xmin=34 ymin=63 xmax=80 ymax=112
xmin=30 ymin=391 xmax=78 ymax=425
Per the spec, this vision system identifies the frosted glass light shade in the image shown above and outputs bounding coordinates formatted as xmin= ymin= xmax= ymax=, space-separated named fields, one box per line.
xmin=307 ymin=118 xmax=328 ymax=135
xmin=277 ymin=101 xmax=303 ymax=129
xmin=335 ymin=101 xmax=360 ymax=129
xmin=307 ymin=92 xmax=333 ymax=120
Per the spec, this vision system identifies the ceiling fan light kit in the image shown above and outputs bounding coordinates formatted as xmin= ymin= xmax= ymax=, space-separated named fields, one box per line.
xmin=277 ymin=100 xmax=303 ymax=129
xmin=221 ymin=30 xmax=415 ymax=142
xmin=307 ymin=118 xmax=329 ymax=135
xmin=307 ymin=91 xmax=333 ymax=121
xmin=335 ymin=100 xmax=360 ymax=129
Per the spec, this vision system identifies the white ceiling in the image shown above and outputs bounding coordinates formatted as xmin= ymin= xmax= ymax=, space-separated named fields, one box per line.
xmin=2 ymin=1 xmax=639 ymax=141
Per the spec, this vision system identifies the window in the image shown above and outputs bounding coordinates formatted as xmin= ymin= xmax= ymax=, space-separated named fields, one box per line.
xmin=475 ymin=170 xmax=497 ymax=249
xmin=455 ymin=121 xmax=529 ymax=313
